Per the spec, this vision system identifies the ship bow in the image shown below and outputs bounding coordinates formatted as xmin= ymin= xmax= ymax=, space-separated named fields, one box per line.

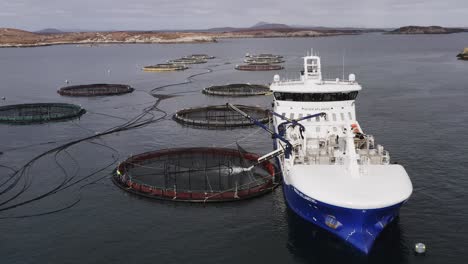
xmin=284 ymin=184 xmax=405 ymax=254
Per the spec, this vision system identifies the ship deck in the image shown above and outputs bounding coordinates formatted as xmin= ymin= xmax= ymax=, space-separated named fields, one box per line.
xmin=288 ymin=164 xmax=413 ymax=209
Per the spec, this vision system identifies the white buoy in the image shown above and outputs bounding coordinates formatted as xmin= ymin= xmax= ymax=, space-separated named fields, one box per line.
xmin=414 ymin=243 xmax=426 ymax=254
xmin=65 ymin=80 xmax=70 ymax=84
xmin=1 ymin=96 xmax=5 ymax=100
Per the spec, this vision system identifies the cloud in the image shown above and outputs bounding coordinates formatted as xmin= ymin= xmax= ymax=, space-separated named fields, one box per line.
xmin=0 ymin=0 xmax=466 ymax=30
xmin=0 ymin=12 xmax=17 ymax=17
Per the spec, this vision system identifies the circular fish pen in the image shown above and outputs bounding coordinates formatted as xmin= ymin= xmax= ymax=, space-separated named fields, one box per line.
xmin=235 ymin=64 xmax=284 ymax=71
xmin=0 ymin=103 xmax=85 ymax=124
xmin=246 ymin=53 xmax=283 ymax=59
xmin=168 ymin=58 xmax=207 ymax=64
xmin=244 ymin=58 xmax=284 ymax=64
xmin=58 ymin=83 xmax=134 ymax=97
xmin=143 ymin=64 xmax=188 ymax=72
xmin=203 ymin=83 xmax=270 ymax=96
xmin=173 ymin=104 xmax=270 ymax=128
xmin=184 ymin=54 xmax=215 ymax=60
xmin=113 ymin=147 xmax=276 ymax=202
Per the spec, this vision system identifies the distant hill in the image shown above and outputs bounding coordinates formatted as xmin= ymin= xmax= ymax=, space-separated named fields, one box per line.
xmin=35 ymin=28 xmax=64 ymax=34
xmin=388 ymin=26 xmax=467 ymax=34
xmin=250 ymin=21 xmax=290 ymax=29
xmin=252 ymin=21 xmax=270 ymax=27
xmin=205 ymin=22 xmax=383 ymax=33
xmin=204 ymin=27 xmax=239 ymax=32
xmin=0 ymin=28 xmax=38 ymax=40
xmin=205 ymin=22 xmax=290 ymax=32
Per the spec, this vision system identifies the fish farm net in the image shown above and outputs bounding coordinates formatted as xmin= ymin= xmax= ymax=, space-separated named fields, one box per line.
xmin=244 ymin=58 xmax=285 ymax=64
xmin=246 ymin=54 xmax=283 ymax=59
xmin=58 ymin=83 xmax=134 ymax=97
xmin=168 ymin=58 xmax=207 ymax=64
xmin=143 ymin=64 xmax=188 ymax=72
xmin=184 ymin=54 xmax=215 ymax=60
xmin=0 ymin=103 xmax=85 ymax=124
xmin=113 ymin=147 xmax=276 ymax=202
xmin=173 ymin=104 xmax=270 ymax=128
xmin=235 ymin=64 xmax=284 ymax=71
xmin=203 ymin=83 xmax=270 ymax=96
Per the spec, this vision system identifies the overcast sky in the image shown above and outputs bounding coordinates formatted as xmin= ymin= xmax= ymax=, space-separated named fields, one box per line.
xmin=1 ymin=0 xmax=467 ymax=31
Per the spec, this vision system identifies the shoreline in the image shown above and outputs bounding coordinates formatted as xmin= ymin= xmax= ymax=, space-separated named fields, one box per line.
xmin=0 ymin=28 xmax=359 ymax=48
xmin=0 ymin=34 xmax=356 ymax=48
xmin=0 ymin=40 xmax=216 ymax=48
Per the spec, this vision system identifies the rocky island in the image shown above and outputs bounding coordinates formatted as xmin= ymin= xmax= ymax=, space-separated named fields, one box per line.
xmin=457 ymin=48 xmax=468 ymax=60
xmin=0 ymin=26 xmax=360 ymax=48
xmin=388 ymin=26 xmax=467 ymax=34
xmin=0 ymin=28 xmax=216 ymax=47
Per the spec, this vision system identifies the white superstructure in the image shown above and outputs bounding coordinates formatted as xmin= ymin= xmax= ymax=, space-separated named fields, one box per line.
xmin=270 ymin=55 xmax=412 ymax=210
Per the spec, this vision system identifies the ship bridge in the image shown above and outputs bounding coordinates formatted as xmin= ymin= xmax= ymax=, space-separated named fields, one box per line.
xmin=270 ymin=55 xmax=361 ymax=93
xmin=270 ymin=55 xmax=362 ymax=133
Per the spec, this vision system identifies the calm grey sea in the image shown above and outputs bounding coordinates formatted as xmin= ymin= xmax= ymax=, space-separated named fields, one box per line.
xmin=1 ymin=33 xmax=467 ymax=264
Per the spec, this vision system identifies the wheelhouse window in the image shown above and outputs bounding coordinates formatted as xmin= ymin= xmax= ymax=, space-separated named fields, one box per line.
xmin=273 ymin=91 xmax=358 ymax=101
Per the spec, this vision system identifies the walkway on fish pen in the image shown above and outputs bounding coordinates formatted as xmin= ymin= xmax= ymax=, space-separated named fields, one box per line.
xmin=173 ymin=104 xmax=270 ymax=128
xmin=58 ymin=83 xmax=134 ymax=96
xmin=113 ymin=147 xmax=277 ymax=202
xmin=0 ymin=103 xmax=85 ymax=124
xmin=235 ymin=64 xmax=284 ymax=71
xmin=202 ymin=83 xmax=271 ymax=96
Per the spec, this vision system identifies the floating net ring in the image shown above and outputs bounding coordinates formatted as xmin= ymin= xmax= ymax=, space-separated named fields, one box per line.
xmin=168 ymin=58 xmax=207 ymax=64
xmin=235 ymin=64 xmax=284 ymax=71
xmin=0 ymin=103 xmax=86 ymax=124
xmin=246 ymin=54 xmax=283 ymax=59
xmin=58 ymin=83 xmax=134 ymax=97
xmin=184 ymin=54 xmax=215 ymax=60
xmin=173 ymin=104 xmax=270 ymax=128
xmin=202 ymin=83 xmax=270 ymax=96
xmin=143 ymin=64 xmax=188 ymax=72
xmin=113 ymin=147 xmax=277 ymax=202
xmin=244 ymin=58 xmax=285 ymax=64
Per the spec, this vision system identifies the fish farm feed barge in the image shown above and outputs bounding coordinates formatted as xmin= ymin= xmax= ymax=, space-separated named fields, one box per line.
xmin=113 ymin=147 xmax=277 ymax=202
xmin=58 ymin=83 xmax=134 ymax=97
xmin=173 ymin=104 xmax=270 ymax=128
xmin=0 ymin=103 xmax=85 ymax=124
xmin=227 ymin=54 xmax=413 ymax=254
xmin=143 ymin=64 xmax=188 ymax=72
xmin=235 ymin=64 xmax=284 ymax=71
xmin=202 ymin=83 xmax=270 ymax=96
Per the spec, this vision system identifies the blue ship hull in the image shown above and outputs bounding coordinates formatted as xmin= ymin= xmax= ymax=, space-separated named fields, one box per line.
xmin=283 ymin=183 xmax=405 ymax=254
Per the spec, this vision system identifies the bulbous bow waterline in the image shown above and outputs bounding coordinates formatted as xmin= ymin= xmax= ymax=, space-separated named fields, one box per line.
xmin=284 ymin=183 xmax=406 ymax=254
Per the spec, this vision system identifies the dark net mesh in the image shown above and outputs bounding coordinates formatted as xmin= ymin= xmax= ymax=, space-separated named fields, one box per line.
xmin=203 ymin=83 xmax=270 ymax=96
xmin=173 ymin=104 xmax=270 ymax=128
xmin=235 ymin=64 xmax=284 ymax=71
xmin=58 ymin=83 xmax=134 ymax=97
xmin=114 ymin=147 xmax=276 ymax=202
xmin=0 ymin=103 xmax=85 ymax=124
